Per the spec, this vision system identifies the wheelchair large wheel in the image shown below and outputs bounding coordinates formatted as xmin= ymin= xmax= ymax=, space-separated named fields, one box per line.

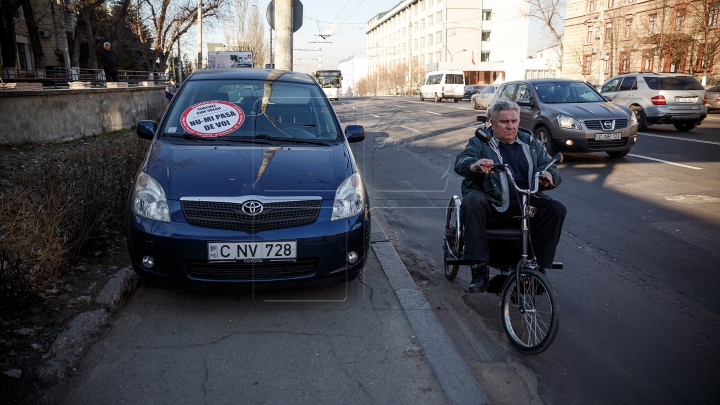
xmin=443 ymin=196 xmax=463 ymax=280
xmin=500 ymin=270 xmax=559 ymax=354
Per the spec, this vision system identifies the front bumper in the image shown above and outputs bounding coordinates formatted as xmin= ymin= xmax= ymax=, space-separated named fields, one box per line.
xmin=127 ymin=200 xmax=370 ymax=288
xmin=550 ymin=126 xmax=638 ymax=153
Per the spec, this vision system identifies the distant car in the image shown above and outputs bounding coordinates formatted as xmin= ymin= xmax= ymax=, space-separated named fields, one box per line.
xmin=487 ymin=78 xmax=638 ymax=158
xmin=706 ymin=86 xmax=720 ymax=111
xmin=464 ymin=85 xmax=486 ymax=100
xmin=470 ymin=85 xmax=497 ymax=109
xmin=127 ymin=68 xmax=370 ymax=287
xmin=600 ymin=73 xmax=708 ymax=131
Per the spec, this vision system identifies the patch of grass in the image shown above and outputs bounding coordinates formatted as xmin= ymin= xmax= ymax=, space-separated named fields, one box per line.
xmin=0 ymin=131 xmax=148 ymax=311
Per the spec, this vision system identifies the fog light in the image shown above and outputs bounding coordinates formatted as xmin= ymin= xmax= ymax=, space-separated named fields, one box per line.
xmin=347 ymin=251 xmax=359 ymax=264
xmin=142 ymin=256 xmax=155 ymax=269
xmin=632 ymin=136 xmax=638 ymax=143
xmin=565 ymin=140 xmax=574 ymax=146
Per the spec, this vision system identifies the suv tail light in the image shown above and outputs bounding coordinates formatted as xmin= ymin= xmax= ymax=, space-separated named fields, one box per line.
xmin=703 ymin=95 xmax=707 ymax=105
xmin=650 ymin=95 xmax=666 ymax=105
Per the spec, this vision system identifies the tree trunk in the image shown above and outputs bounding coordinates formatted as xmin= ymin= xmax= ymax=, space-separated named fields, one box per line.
xmin=21 ymin=0 xmax=44 ymax=70
xmin=84 ymin=10 xmax=97 ymax=69
xmin=113 ymin=0 xmax=130 ymax=49
xmin=0 ymin=0 xmax=21 ymax=70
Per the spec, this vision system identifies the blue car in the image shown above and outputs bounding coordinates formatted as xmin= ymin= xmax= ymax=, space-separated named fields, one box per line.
xmin=127 ymin=69 xmax=370 ymax=287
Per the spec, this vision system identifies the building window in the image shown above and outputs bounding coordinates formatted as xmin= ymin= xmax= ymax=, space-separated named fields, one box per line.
xmin=420 ymin=37 xmax=425 ymax=47
xmin=482 ymin=10 xmax=491 ymax=21
xmin=589 ymin=0 xmax=595 ymax=12
xmin=482 ymin=31 xmax=491 ymax=41
xmin=625 ymin=19 xmax=632 ymax=38
xmin=675 ymin=9 xmax=685 ymax=30
xmin=17 ymin=43 xmax=28 ymax=70
xmin=428 ymin=15 xmax=433 ymax=26
xmin=709 ymin=3 xmax=719 ymax=27
xmin=587 ymin=26 xmax=593 ymax=43
xmin=481 ymin=51 xmax=490 ymax=62
xmin=642 ymin=51 xmax=654 ymax=71
xmin=428 ymin=34 xmax=432 ymax=45
xmin=584 ymin=55 xmax=592 ymax=74
xmin=648 ymin=14 xmax=657 ymax=34
xmin=604 ymin=54 xmax=610 ymax=75
xmin=620 ymin=52 xmax=630 ymax=73
xmin=414 ymin=39 xmax=418 ymax=49
xmin=436 ymin=51 xmax=441 ymax=62
xmin=414 ymin=22 xmax=418 ymax=32
xmin=605 ymin=23 xmax=612 ymax=41
xmin=420 ymin=18 xmax=425 ymax=30
xmin=436 ymin=31 xmax=442 ymax=43
xmin=437 ymin=11 xmax=442 ymax=23
xmin=428 ymin=53 xmax=433 ymax=63
xmin=607 ymin=0 xmax=614 ymax=8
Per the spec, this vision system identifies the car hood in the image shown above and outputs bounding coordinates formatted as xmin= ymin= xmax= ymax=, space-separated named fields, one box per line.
xmin=544 ymin=102 xmax=630 ymax=119
xmin=144 ymin=142 xmax=354 ymax=200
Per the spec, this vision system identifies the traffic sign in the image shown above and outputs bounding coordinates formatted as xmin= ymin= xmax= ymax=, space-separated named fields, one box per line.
xmin=404 ymin=71 xmax=409 ymax=77
xmin=266 ymin=0 xmax=304 ymax=32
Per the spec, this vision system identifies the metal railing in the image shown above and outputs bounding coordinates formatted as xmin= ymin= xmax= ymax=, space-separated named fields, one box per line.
xmin=0 ymin=67 xmax=170 ymax=89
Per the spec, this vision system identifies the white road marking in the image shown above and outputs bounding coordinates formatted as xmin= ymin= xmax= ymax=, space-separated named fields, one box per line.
xmin=371 ymin=114 xmax=380 ymax=118
xmin=400 ymin=126 xmax=420 ymax=133
xmin=426 ymin=111 xmax=442 ymax=115
xmin=628 ymin=154 xmax=703 ymax=170
xmin=638 ymin=133 xmax=720 ymax=146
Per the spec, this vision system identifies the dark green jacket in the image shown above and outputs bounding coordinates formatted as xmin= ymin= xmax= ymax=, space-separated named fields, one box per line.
xmin=454 ymin=127 xmax=561 ymax=212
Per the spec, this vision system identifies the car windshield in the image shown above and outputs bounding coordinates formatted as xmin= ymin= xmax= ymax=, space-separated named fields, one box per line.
xmin=534 ymin=82 xmax=605 ymax=103
xmin=161 ymin=79 xmax=341 ymax=144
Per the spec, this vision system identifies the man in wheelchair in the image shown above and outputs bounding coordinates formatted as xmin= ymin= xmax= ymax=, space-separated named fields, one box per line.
xmin=454 ymin=99 xmax=566 ymax=293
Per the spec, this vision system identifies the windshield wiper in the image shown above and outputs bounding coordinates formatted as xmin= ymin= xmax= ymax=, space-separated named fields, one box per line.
xmin=163 ymin=133 xmax=216 ymax=142
xmin=252 ymin=134 xmax=333 ymax=145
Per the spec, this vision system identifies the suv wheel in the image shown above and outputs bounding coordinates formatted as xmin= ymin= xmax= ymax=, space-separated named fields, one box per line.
xmin=471 ymin=99 xmax=477 ymax=109
xmin=536 ymin=127 xmax=556 ymax=155
xmin=434 ymin=94 xmax=440 ymax=102
xmin=630 ymin=106 xmax=647 ymax=131
xmin=420 ymin=93 xmax=424 ymax=101
xmin=673 ymin=123 xmax=696 ymax=132
xmin=607 ymin=150 xmax=630 ymax=158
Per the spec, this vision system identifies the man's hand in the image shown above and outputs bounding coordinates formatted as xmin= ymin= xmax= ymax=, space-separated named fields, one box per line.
xmin=471 ymin=159 xmax=494 ymax=174
xmin=539 ymin=171 xmax=555 ymax=187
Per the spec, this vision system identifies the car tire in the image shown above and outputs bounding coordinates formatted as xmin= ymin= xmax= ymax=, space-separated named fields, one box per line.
xmin=434 ymin=94 xmax=440 ymax=102
xmin=454 ymin=98 xmax=460 ymax=103
xmin=535 ymin=126 xmax=556 ymax=155
xmin=420 ymin=93 xmax=424 ymax=101
xmin=471 ymin=99 xmax=477 ymax=109
xmin=630 ymin=105 xmax=647 ymax=131
xmin=607 ymin=150 xmax=630 ymax=158
xmin=673 ymin=123 xmax=696 ymax=132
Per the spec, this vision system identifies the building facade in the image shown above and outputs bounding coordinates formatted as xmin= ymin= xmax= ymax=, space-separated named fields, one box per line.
xmin=563 ymin=0 xmax=719 ymax=86
xmin=365 ymin=0 xmax=559 ymax=90
xmin=338 ymin=55 xmax=368 ymax=96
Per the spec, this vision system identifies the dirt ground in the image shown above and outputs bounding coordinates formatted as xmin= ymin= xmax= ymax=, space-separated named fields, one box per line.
xmin=0 ymin=141 xmax=134 ymax=404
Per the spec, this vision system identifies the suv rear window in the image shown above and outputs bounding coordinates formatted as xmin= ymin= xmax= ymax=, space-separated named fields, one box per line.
xmin=644 ymin=76 xmax=704 ymax=90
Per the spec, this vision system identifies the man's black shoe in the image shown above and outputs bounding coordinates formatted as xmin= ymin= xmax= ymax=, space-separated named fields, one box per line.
xmin=468 ymin=264 xmax=489 ymax=293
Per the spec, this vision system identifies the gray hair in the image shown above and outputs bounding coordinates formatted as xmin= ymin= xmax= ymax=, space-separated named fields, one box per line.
xmin=489 ymin=99 xmax=520 ymax=125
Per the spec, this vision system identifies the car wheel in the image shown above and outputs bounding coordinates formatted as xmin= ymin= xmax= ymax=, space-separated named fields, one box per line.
xmin=420 ymin=93 xmax=424 ymax=101
xmin=471 ymin=99 xmax=477 ymax=109
xmin=607 ymin=150 xmax=630 ymax=158
xmin=454 ymin=98 xmax=460 ymax=103
xmin=434 ymin=94 xmax=440 ymax=102
xmin=535 ymin=127 xmax=556 ymax=155
xmin=673 ymin=123 xmax=696 ymax=132
xmin=630 ymin=105 xmax=647 ymax=131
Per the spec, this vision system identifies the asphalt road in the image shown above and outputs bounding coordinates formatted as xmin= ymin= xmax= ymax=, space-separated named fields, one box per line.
xmin=340 ymin=97 xmax=720 ymax=405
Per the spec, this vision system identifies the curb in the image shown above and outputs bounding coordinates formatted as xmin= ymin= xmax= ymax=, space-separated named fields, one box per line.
xmin=370 ymin=217 xmax=490 ymax=405
xmin=36 ymin=267 xmax=138 ymax=381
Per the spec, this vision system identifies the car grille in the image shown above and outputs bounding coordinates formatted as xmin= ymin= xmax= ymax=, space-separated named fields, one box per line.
xmin=584 ymin=119 xmax=629 ymax=130
xmin=181 ymin=199 xmax=322 ymax=232
xmin=587 ymin=138 xmax=629 ymax=149
xmin=185 ymin=258 xmax=319 ymax=281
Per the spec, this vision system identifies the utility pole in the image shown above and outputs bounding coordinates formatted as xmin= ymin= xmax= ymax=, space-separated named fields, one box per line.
xmin=275 ymin=0 xmax=293 ymax=70
xmin=197 ymin=0 xmax=203 ymax=69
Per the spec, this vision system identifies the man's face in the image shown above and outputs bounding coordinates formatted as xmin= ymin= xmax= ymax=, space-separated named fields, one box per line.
xmin=104 ymin=44 xmax=110 ymax=50
xmin=492 ymin=109 xmax=519 ymax=143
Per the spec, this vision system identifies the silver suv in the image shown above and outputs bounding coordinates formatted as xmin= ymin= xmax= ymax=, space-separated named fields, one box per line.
xmin=600 ymin=73 xmax=708 ymax=132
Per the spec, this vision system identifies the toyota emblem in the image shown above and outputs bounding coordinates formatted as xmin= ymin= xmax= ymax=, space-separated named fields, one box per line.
xmin=241 ymin=201 xmax=264 ymax=215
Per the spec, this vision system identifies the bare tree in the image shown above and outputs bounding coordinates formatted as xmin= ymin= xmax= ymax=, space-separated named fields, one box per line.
xmin=222 ymin=0 xmax=266 ymax=66
xmin=686 ymin=0 xmax=720 ymax=79
xmin=521 ymin=0 xmax=565 ymax=71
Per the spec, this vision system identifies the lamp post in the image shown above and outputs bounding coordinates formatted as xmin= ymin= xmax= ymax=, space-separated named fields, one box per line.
xmin=442 ymin=44 xmax=467 ymax=62
xmin=197 ymin=0 xmax=202 ymax=69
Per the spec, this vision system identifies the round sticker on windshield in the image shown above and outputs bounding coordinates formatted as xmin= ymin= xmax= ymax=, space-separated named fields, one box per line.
xmin=180 ymin=100 xmax=245 ymax=137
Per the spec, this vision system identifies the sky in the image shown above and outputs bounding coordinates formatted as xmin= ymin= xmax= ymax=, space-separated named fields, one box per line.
xmin=198 ymin=0 xmax=391 ymax=74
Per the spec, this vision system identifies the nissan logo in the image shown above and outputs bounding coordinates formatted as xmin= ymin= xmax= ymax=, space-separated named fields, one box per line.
xmin=603 ymin=120 xmax=614 ymax=130
xmin=241 ymin=201 xmax=264 ymax=215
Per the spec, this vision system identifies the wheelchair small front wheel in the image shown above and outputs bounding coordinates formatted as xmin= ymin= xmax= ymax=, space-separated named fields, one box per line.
xmin=500 ymin=270 xmax=559 ymax=354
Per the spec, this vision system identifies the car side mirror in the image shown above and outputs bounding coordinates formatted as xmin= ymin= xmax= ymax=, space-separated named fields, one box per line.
xmin=516 ymin=98 xmax=533 ymax=106
xmin=604 ymin=96 xmax=612 ymax=101
xmin=136 ymin=120 xmax=156 ymax=140
xmin=345 ymin=125 xmax=365 ymax=143
xmin=474 ymin=127 xmax=492 ymax=143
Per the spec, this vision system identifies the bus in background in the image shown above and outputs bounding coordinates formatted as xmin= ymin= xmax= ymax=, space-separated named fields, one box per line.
xmin=314 ymin=70 xmax=342 ymax=101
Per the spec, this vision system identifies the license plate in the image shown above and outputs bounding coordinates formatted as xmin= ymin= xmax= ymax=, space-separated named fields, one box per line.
xmin=446 ymin=90 xmax=453 ymax=93
xmin=676 ymin=97 xmax=696 ymax=103
xmin=595 ymin=133 xmax=621 ymax=141
xmin=208 ymin=241 xmax=297 ymax=262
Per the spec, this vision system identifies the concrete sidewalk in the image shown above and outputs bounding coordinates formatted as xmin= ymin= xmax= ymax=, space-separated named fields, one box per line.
xmin=42 ymin=219 xmax=487 ymax=404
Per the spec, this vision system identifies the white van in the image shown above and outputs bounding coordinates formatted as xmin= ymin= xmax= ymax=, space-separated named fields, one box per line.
xmin=420 ymin=70 xmax=465 ymax=102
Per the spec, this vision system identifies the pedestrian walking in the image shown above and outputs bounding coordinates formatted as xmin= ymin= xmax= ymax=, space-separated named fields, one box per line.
xmin=98 ymin=42 xmax=120 ymax=83
xmin=165 ymin=78 xmax=178 ymax=101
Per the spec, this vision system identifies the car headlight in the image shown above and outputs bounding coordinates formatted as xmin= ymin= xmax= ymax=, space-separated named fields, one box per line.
xmin=557 ymin=114 xmax=582 ymax=130
xmin=332 ymin=172 xmax=365 ymax=221
xmin=131 ymin=171 xmax=170 ymax=222
xmin=630 ymin=111 xmax=638 ymax=128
